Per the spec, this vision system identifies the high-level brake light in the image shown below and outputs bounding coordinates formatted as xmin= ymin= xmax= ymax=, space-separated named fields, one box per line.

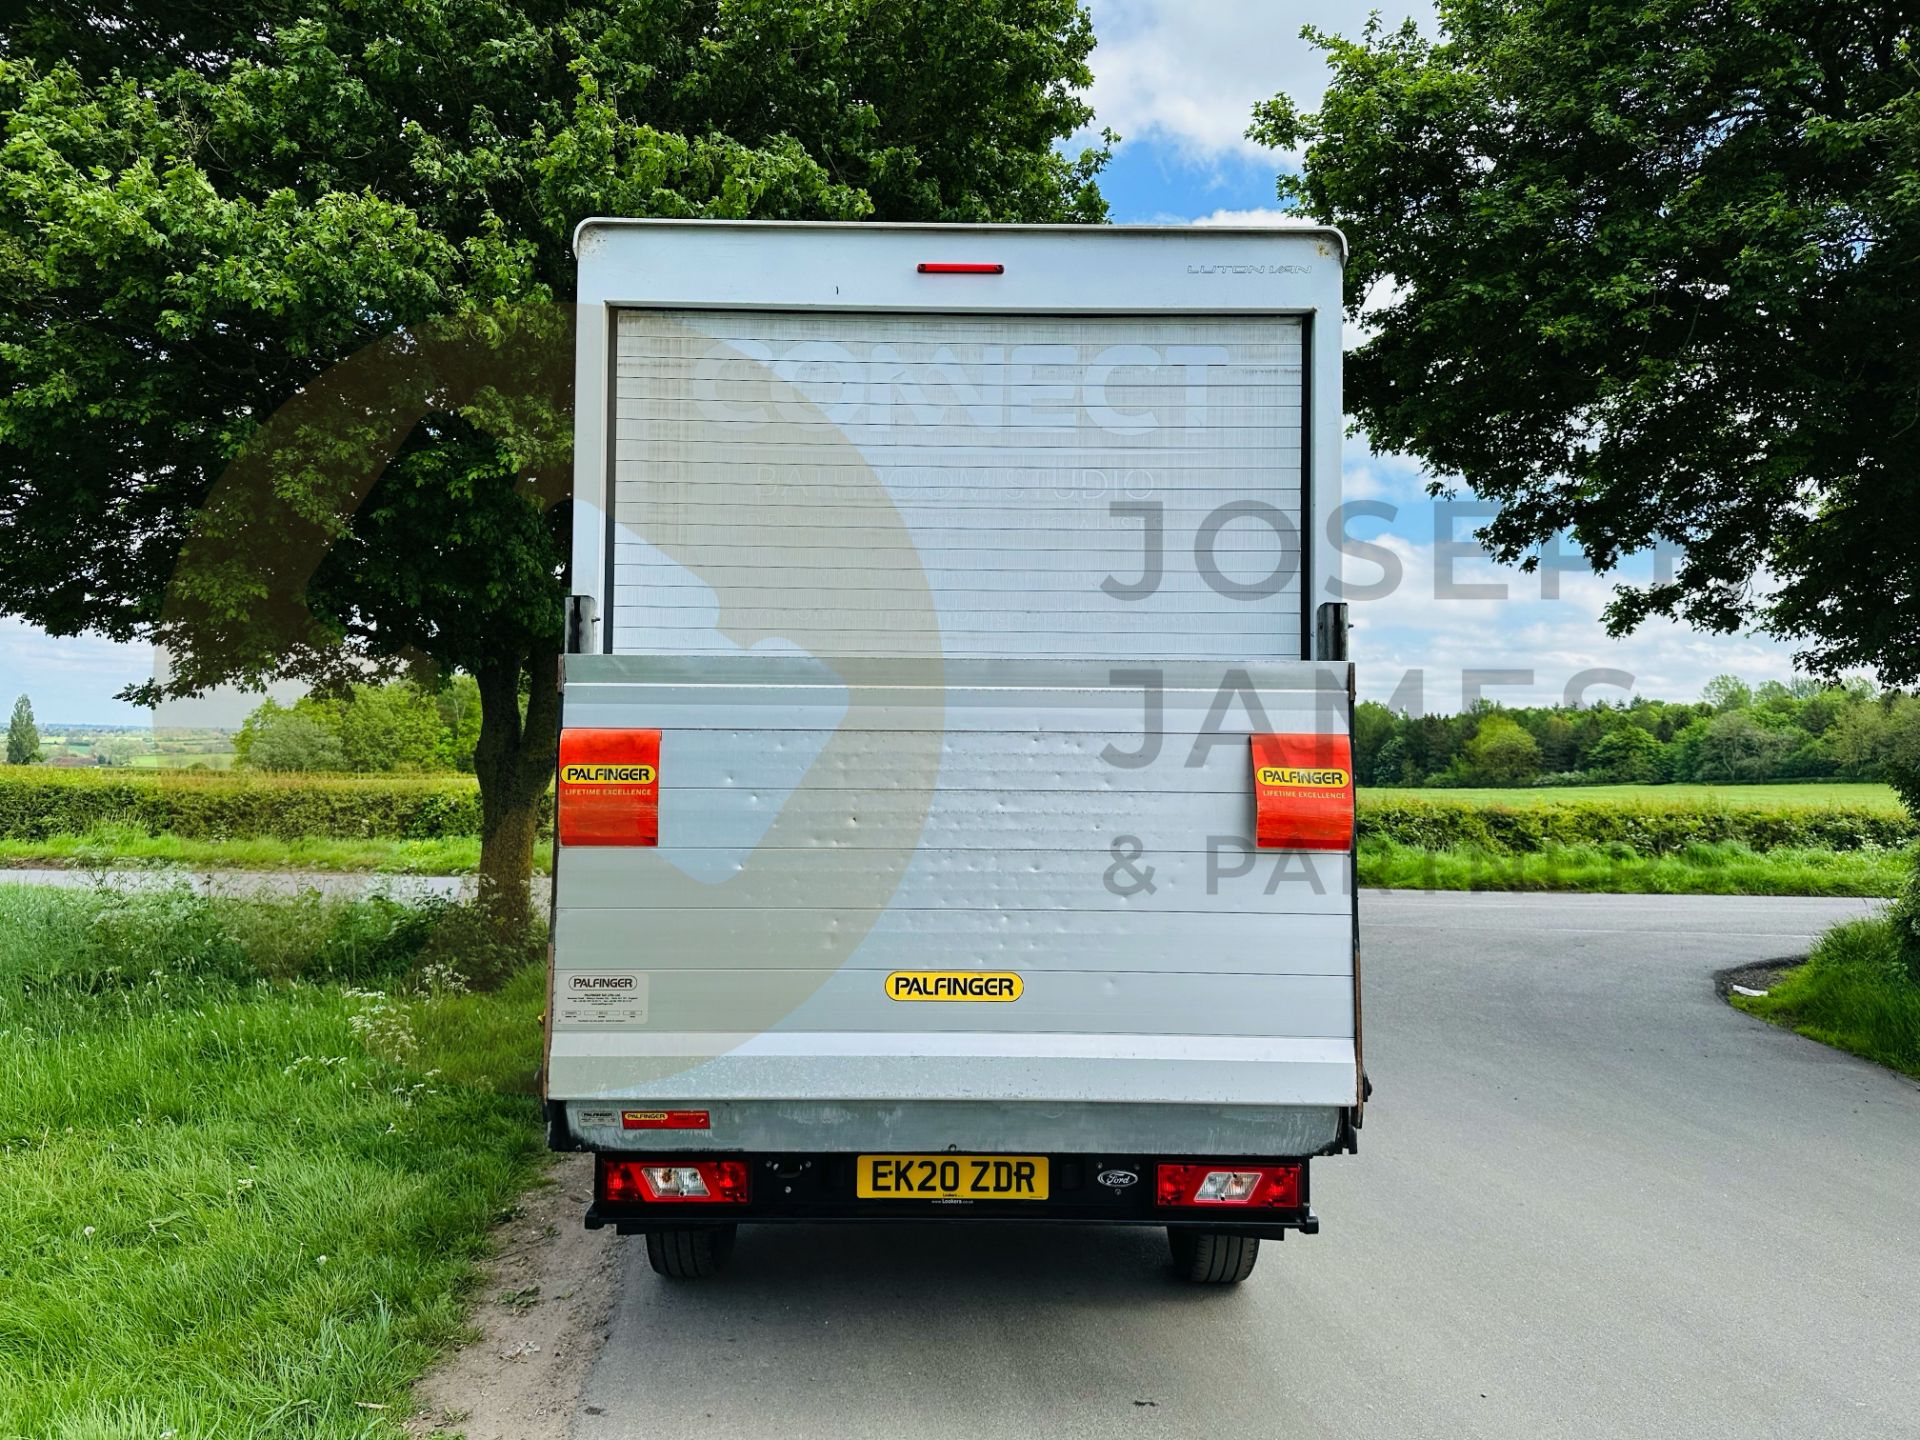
xmin=599 ymin=1157 xmax=750 ymax=1204
xmin=917 ymin=262 xmax=1003 ymax=274
xmin=1156 ymin=1163 xmax=1302 ymax=1208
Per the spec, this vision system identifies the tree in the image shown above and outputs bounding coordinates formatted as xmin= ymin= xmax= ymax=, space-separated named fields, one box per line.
xmin=435 ymin=674 xmax=483 ymax=773
xmin=1691 ymin=711 xmax=1797 ymax=783
xmin=1352 ymin=700 xmax=1398 ymax=786
xmin=6 ymin=695 xmax=40 ymax=765
xmin=1701 ymin=677 xmax=1755 ymax=714
xmin=1532 ymin=712 xmax=1579 ymax=775
xmin=0 ymin=2 xmax=1107 ymax=927
xmin=337 ymin=682 xmax=449 ymax=774
xmin=1585 ymin=726 xmax=1662 ymax=785
xmin=1370 ymin=734 xmax=1410 ymax=787
xmin=1461 ymin=715 xmax=1541 ymax=786
xmin=1254 ymin=4 xmax=1920 ymax=683
xmin=1824 ymin=701 xmax=1892 ymax=778
xmin=236 ymin=706 xmax=348 ymax=773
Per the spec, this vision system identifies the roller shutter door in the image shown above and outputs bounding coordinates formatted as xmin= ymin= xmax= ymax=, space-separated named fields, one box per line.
xmin=609 ymin=309 xmax=1305 ymax=661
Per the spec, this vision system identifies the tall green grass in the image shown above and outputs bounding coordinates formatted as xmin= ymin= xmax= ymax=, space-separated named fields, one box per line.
xmin=1359 ymin=837 xmax=1913 ymax=897
xmin=0 ymin=824 xmax=522 ymax=875
xmin=0 ymin=885 xmax=548 ymax=1439
xmin=1734 ymin=917 xmax=1920 ymax=1079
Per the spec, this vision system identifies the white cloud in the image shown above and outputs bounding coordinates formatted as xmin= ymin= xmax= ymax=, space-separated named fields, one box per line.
xmin=1083 ymin=1 xmax=1436 ymax=160
xmin=1191 ymin=207 xmax=1296 ymax=227
xmin=1337 ymin=501 xmax=1809 ymax=709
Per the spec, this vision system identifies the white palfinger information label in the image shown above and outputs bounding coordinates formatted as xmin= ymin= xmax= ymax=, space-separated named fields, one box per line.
xmin=559 ymin=972 xmax=649 ymax=1026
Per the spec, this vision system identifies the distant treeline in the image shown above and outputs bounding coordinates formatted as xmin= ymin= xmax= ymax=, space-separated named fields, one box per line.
xmin=1360 ymin=676 xmax=1920 ymax=789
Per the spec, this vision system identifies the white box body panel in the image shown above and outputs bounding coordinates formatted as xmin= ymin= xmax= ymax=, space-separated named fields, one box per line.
xmin=555 ymin=223 xmax=1355 ymax=1157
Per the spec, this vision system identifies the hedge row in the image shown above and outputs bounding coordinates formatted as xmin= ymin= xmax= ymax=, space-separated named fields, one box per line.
xmin=1357 ymin=797 xmax=1916 ymax=855
xmin=0 ymin=769 xmax=1909 ymax=853
xmin=0 ymin=769 xmax=549 ymax=841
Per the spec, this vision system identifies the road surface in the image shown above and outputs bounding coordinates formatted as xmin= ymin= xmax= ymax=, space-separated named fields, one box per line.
xmin=574 ymin=891 xmax=1918 ymax=1440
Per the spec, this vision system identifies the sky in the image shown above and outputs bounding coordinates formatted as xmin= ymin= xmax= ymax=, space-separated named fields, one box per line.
xmin=0 ymin=0 xmax=1803 ymax=727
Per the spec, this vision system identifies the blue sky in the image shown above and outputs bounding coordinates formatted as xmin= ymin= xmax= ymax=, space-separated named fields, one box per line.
xmin=1074 ymin=0 xmax=1802 ymax=711
xmin=0 ymin=0 xmax=1803 ymax=726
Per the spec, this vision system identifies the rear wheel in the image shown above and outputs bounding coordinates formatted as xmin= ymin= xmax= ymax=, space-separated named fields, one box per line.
xmin=645 ymin=1225 xmax=736 ymax=1279
xmin=1168 ymin=1228 xmax=1259 ymax=1284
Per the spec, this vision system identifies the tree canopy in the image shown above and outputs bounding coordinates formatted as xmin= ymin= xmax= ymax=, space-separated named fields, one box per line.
xmin=0 ymin=0 xmax=1107 ymax=916
xmin=1255 ymin=2 xmax=1920 ymax=682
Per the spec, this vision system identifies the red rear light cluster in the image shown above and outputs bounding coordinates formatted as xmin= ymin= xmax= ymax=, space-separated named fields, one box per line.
xmin=917 ymin=262 xmax=1003 ymax=274
xmin=600 ymin=1157 xmax=750 ymax=1205
xmin=1156 ymin=1163 xmax=1301 ymax=1209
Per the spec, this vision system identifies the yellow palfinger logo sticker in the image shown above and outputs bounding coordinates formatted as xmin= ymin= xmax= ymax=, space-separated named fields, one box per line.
xmin=885 ymin=971 xmax=1024 ymax=1002
xmin=1256 ymin=766 xmax=1350 ymax=788
xmin=561 ymin=763 xmax=657 ymax=785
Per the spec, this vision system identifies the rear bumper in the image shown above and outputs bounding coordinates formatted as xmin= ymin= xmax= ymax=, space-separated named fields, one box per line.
xmin=582 ymin=1150 xmax=1322 ymax=1237
xmin=550 ymin=1094 xmax=1351 ymax=1157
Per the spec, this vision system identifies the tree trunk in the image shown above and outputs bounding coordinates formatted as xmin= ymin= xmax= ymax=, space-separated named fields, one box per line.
xmin=471 ymin=645 xmax=561 ymax=935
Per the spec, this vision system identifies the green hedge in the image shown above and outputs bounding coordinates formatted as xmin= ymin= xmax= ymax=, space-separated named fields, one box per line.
xmin=0 ymin=769 xmax=551 ymax=841
xmin=0 ymin=769 xmax=1909 ymax=855
xmin=1357 ymin=796 xmax=1915 ymax=855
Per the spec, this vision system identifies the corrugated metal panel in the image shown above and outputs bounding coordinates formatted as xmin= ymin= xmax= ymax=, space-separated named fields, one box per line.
xmin=551 ymin=663 xmax=1355 ymax=1066
xmin=594 ymin=786 xmax=1261 ymax=850
xmin=553 ymin=902 xmax=1354 ymax=968
xmin=622 ymin=729 xmax=1309 ymax=792
xmin=553 ymin=967 xmax=1351 ymax=1037
xmin=609 ymin=310 xmax=1305 ymax=660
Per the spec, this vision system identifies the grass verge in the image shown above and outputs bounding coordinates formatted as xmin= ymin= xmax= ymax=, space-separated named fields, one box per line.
xmin=1358 ymin=838 xmax=1912 ymax=897
xmin=1363 ymin=781 xmax=1904 ymax=811
xmin=0 ymin=825 xmax=530 ymax=875
xmin=0 ymin=884 xmax=548 ymax=1439
xmin=1731 ymin=917 xmax=1920 ymax=1080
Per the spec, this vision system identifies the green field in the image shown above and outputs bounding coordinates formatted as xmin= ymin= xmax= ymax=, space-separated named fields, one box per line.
xmin=0 ymin=884 xmax=546 ymax=1438
xmin=126 ymin=751 xmax=238 ymax=770
xmin=1362 ymin=782 xmax=1904 ymax=812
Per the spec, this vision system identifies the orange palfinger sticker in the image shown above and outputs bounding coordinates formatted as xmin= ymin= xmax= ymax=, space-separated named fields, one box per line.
xmin=1251 ymin=733 xmax=1355 ymax=852
xmin=558 ymin=729 xmax=661 ymax=846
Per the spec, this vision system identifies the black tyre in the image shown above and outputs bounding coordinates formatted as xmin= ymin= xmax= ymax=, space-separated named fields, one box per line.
xmin=645 ymin=1225 xmax=736 ymax=1279
xmin=1168 ymin=1228 xmax=1259 ymax=1284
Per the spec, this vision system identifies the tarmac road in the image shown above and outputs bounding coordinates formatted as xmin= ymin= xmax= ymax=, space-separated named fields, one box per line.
xmin=572 ymin=890 xmax=1919 ymax=1440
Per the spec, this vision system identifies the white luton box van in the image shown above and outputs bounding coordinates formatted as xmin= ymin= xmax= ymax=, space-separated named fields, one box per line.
xmin=547 ymin=220 xmax=1363 ymax=1283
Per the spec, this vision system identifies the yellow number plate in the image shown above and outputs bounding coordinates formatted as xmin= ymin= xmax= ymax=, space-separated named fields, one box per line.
xmin=856 ymin=1154 xmax=1050 ymax=1201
